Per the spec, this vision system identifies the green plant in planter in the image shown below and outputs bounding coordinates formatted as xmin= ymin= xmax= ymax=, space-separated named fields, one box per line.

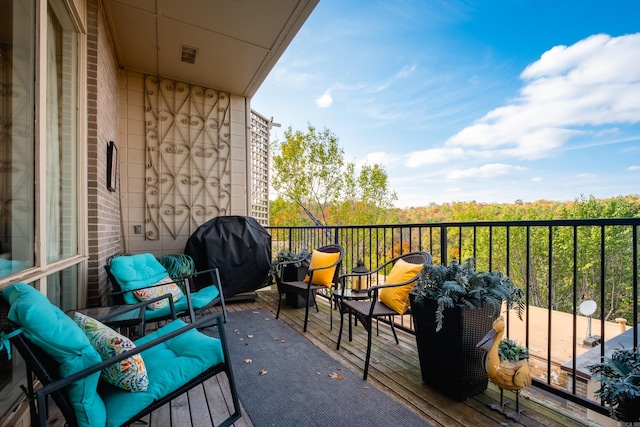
xmin=412 ymin=258 xmax=525 ymax=331
xmin=269 ymin=249 xmax=311 ymax=280
xmin=498 ymin=338 xmax=530 ymax=362
xmin=587 ymin=347 xmax=640 ymax=422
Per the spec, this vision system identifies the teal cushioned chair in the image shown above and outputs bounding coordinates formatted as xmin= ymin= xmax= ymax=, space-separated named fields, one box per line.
xmin=2 ymin=283 xmax=106 ymax=426
xmin=0 ymin=283 xmax=241 ymax=427
xmin=105 ymin=253 xmax=227 ymax=333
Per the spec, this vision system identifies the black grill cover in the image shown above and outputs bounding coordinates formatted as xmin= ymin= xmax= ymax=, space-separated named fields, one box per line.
xmin=185 ymin=216 xmax=272 ymax=297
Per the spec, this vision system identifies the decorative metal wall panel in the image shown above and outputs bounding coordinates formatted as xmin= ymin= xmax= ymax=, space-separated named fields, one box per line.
xmin=144 ymin=76 xmax=231 ymax=240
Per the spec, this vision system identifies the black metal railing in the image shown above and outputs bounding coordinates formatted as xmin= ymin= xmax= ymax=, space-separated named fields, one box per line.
xmin=267 ymin=218 xmax=640 ymax=417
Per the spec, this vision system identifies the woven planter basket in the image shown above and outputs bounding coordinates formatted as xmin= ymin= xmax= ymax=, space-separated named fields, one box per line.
xmin=613 ymin=397 xmax=640 ymax=422
xmin=282 ymin=265 xmax=314 ymax=309
xmin=409 ymin=292 xmax=498 ymax=401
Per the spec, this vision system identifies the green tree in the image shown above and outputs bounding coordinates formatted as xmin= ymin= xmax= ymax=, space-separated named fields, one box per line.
xmin=271 ymin=124 xmax=396 ymax=225
xmin=334 ymin=162 xmax=397 ymax=225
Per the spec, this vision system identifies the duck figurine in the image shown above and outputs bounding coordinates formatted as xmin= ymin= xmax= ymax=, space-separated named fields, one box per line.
xmin=477 ymin=316 xmax=532 ymax=421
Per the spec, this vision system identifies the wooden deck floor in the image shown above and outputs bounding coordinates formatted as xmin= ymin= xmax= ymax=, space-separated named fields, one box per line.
xmin=50 ymin=289 xmax=606 ymax=427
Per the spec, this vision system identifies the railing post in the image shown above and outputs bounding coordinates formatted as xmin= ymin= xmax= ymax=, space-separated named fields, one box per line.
xmin=633 ymin=225 xmax=638 ymax=350
xmin=440 ymin=225 xmax=447 ymax=265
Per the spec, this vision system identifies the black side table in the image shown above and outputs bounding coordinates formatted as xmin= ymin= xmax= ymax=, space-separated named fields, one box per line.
xmin=332 ymin=288 xmax=370 ymax=335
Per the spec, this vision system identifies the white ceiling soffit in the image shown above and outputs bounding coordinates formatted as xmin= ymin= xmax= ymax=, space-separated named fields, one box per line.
xmin=102 ymin=0 xmax=319 ymax=97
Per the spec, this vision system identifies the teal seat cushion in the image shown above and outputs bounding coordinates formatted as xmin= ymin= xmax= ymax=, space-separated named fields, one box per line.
xmin=142 ymin=301 xmax=177 ymax=321
xmin=109 ymin=254 xmax=220 ymax=320
xmin=143 ymin=284 xmax=221 ymax=320
xmin=99 ymin=320 xmax=224 ymax=427
xmin=2 ymin=283 xmax=107 ymax=427
xmin=190 ymin=284 xmax=220 ymax=310
xmin=109 ymin=254 xmax=170 ymax=305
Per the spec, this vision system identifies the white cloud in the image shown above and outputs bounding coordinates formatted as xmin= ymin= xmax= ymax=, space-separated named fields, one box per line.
xmin=627 ymin=166 xmax=640 ymax=171
xmin=395 ymin=64 xmax=417 ymax=78
xmin=445 ymin=163 xmax=525 ymax=181
xmin=405 ymin=147 xmax=466 ymax=167
xmin=531 ymin=177 xmax=543 ymax=182
xmin=360 ymin=151 xmax=388 ymax=165
xmin=443 ymin=33 xmax=640 ymax=160
xmin=316 ymin=90 xmax=333 ymax=108
xmin=369 ymin=64 xmax=417 ymax=94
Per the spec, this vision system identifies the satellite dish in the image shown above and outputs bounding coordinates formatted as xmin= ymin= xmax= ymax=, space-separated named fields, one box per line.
xmin=579 ymin=300 xmax=597 ymax=316
xmin=579 ymin=300 xmax=599 ymax=345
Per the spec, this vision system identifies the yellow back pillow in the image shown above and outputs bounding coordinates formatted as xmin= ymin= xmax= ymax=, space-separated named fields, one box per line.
xmin=304 ymin=250 xmax=340 ymax=287
xmin=379 ymin=258 xmax=423 ymax=314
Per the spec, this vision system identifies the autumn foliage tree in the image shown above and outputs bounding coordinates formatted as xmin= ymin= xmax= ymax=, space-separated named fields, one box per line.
xmin=271 ymin=124 xmax=396 ymax=225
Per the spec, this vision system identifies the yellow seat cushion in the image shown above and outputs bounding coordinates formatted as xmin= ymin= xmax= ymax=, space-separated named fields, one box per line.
xmin=304 ymin=250 xmax=340 ymax=287
xmin=379 ymin=258 xmax=423 ymax=314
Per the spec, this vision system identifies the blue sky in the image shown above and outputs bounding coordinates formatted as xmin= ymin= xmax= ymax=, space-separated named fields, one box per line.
xmin=252 ymin=0 xmax=640 ymax=208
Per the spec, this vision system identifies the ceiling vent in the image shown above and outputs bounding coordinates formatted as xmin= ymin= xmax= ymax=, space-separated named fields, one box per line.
xmin=180 ymin=45 xmax=198 ymax=64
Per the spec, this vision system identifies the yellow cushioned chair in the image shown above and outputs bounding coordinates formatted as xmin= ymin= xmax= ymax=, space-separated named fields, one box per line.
xmin=273 ymin=244 xmax=345 ymax=333
xmin=336 ymin=251 xmax=432 ymax=380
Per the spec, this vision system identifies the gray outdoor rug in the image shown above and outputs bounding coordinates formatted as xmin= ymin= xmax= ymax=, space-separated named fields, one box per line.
xmin=214 ymin=309 xmax=429 ymax=427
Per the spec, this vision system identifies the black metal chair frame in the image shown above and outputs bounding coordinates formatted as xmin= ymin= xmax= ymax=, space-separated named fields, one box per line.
xmin=0 ymin=298 xmax=241 ymax=427
xmin=273 ymin=244 xmax=345 ymax=332
xmin=336 ymin=251 xmax=432 ymax=380
xmin=104 ymin=253 xmax=228 ymax=331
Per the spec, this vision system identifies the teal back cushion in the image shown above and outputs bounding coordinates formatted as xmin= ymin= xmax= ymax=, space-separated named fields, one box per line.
xmin=109 ymin=254 xmax=170 ymax=305
xmin=2 ymin=283 xmax=107 ymax=427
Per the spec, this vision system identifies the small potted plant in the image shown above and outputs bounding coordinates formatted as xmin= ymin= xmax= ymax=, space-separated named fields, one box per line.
xmin=587 ymin=347 xmax=640 ymax=423
xmin=409 ymin=258 xmax=525 ymax=401
xmin=498 ymin=338 xmax=530 ymax=362
xmin=269 ymin=249 xmax=311 ymax=282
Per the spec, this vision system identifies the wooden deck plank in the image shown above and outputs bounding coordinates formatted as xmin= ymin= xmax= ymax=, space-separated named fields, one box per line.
xmin=204 ymin=376 xmax=232 ymax=426
xmin=206 ymin=373 xmax=250 ymax=427
xmin=188 ymin=385 xmax=214 ymax=426
xmin=170 ymin=392 xmax=192 ymax=426
xmin=149 ymin=396 xmax=170 ymax=426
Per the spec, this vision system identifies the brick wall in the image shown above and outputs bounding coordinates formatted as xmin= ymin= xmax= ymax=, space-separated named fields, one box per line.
xmin=86 ymin=0 xmax=121 ymax=306
xmin=566 ymin=376 xmax=589 ymax=418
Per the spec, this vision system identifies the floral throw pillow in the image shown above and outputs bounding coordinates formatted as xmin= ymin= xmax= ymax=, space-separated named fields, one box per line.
xmin=133 ymin=276 xmax=184 ymax=310
xmin=73 ymin=312 xmax=149 ymax=392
